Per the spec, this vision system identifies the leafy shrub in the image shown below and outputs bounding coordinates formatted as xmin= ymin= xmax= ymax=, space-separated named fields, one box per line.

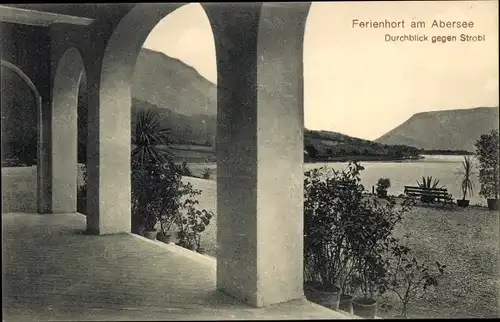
xmin=131 ymin=159 xmax=184 ymax=233
xmin=304 ymin=161 xmax=418 ymax=301
xmin=383 ymin=238 xmax=446 ymax=318
xmin=377 ymin=178 xmax=391 ymax=190
xmin=77 ymin=165 xmax=87 ymax=214
xmin=475 ymin=129 xmax=499 ymax=199
xmin=304 ymin=162 xmax=366 ymax=292
xmin=176 ymin=195 xmax=214 ymax=251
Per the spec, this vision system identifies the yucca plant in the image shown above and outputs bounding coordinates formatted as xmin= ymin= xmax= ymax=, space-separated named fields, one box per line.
xmin=201 ymin=167 xmax=212 ymax=180
xmin=416 ymin=176 xmax=445 ymax=203
xmin=132 ymin=109 xmax=172 ymax=166
xmin=416 ymin=176 xmax=444 ymax=189
xmin=455 ymin=155 xmax=477 ymax=201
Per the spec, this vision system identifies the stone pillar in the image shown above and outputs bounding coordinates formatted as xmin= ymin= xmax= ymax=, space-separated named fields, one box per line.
xmin=208 ymin=3 xmax=310 ymax=307
xmin=37 ymin=99 xmax=52 ymax=214
xmin=50 ymin=48 xmax=83 ymax=213
xmin=84 ymin=21 xmax=132 ymax=235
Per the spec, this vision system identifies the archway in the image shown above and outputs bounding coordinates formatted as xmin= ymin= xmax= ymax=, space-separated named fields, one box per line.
xmin=93 ymin=2 xmax=312 ymax=307
xmin=1 ymin=60 xmax=41 ymax=213
xmin=87 ymin=2 xmax=217 ymax=235
xmin=50 ymin=47 xmax=85 ymax=213
xmin=1 ymin=60 xmax=41 ymax=165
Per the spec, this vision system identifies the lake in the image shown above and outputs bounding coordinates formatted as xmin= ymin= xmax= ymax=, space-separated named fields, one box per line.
xmin=187 ymin=154 xmax=487 ymax=206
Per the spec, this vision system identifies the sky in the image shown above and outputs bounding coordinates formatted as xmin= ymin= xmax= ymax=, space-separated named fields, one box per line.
xmin=143 ymin=1 xmax=499 ymax=140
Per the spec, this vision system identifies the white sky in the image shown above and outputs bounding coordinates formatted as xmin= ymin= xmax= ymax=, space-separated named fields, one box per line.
xmin=143 ymin=1 xmax=499 ymax=140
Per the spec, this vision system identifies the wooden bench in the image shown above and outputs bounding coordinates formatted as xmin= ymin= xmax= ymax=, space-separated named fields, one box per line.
xmin=404 ymin=186 xmax=454 ymax=207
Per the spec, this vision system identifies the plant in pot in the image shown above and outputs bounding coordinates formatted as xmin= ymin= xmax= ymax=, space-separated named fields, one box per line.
xmin=351 ymin=253 xmax=386 ymax=319
xmin=348 ymin=193 xmax=415 ymax=319
xmin=376 ymin=178 xmax=391 ymax=198
xmin=201 ymin=167 xmax=212 ymax=180
xmin=131 ymin=109 xmax=173 ymax=235
xmin=455 ymin=155 xmax=476 ymax=208
xmin=475 ymin=129 xmax=499 ymax=210
xmin=416 ymin=176 xmax=445 ymax=203
xmin=304 ymin=162 xmax=366 ymax=311
xmin=384 ymin=238 xmax=446 ymax=319
xmin=175 ymin=191 xmax=213 ymax=252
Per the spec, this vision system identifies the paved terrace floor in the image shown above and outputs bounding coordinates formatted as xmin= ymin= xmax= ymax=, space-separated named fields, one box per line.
xmin=2 ymin=212 xmax=353 ymax=321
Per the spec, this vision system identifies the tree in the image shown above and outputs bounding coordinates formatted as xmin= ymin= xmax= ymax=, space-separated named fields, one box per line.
xmin=474 ymin=129 xmax=499 ymax=199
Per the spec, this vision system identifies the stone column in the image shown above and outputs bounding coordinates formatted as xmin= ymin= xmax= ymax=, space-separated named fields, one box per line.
xmin=84 ymin=20 xmax=132 ymax=235
xmin=207 ymin=3 xmax=310 ymax=307
xmin=50 ymin=47 xmax=83 ymax=213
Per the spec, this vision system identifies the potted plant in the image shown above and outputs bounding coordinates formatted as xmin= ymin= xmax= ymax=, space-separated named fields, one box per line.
xmin=455 ymin=155 xmax=476 ymax=207
xmin=351 ymin=254 xmax=384 ymax=319
xmin=475 ymin=129 xmax=499 ymax=210
xmin=143 ymin=212 xmax=159 ymax=240
xmin=416 ymin=176 xmax=444 ymax=203
xmin=304 ymin=163 xmax=371 ymax=311
xmin=348 ymin=195 xmax=415 ymax=319
xmin=201 ymin=167 xmax=212 ymax=180
xmin=376 ymin=178 xmax=391 ymax=198
xmin=176 ymin=194 xmax=214 ymax=252
xmin=131 ymin=109 xmax=173 ymax=235
xmin=157 ymin=214 xmax=177 ymax=243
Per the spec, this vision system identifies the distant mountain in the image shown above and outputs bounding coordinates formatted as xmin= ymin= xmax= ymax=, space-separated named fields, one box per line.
xmin=133 ymin=48 xmax=216 ymax=117
xmin=376 ymin=107 xmax=500 ymax=152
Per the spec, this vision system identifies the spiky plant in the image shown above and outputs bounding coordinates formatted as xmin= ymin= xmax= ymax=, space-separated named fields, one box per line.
xmin=455 ymin=155 xmax=477 ymax=200
xmin=132 ymin=109 xmax=172 ymax=166
xmin=417 ymin=176 xmax=444 ymax=189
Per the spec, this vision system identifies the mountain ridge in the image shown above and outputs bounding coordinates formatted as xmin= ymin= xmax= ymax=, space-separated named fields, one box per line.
xmin=376 ymin=106 xmax=499 ymax=152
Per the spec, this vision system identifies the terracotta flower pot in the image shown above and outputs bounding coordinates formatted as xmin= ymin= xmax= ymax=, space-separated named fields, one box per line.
xmin=457 ymin=199 xmax=470 ymax=207
xmin=377 ymin=190 xmax=388 ymax=198
xmin=308 ymin=284 xmax=341 ymax=310
xmin=143 ymin=230 xmax=158 ymax=240
xmin=352 ymin=297 xmax=377 ymax=319
xmin=487 ymin=198 xmax=499 ymax=210
xmin=157 ymin=233 xmax=173 ymax=243
xmin=339 ymin=294 xmax=354 ymax=314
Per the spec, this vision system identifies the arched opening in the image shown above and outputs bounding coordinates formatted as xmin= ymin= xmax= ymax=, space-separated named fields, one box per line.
xmin=88 ymin=3 xmax=217 ymax=235
xmin=51 ymin=47 xmax=85 ymax=213
xmin=1 ymin=60 xmax=41 ymax=213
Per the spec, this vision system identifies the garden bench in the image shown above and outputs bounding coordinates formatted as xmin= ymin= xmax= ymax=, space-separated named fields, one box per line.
xmin=404 ymin=186 xmax=454 ymax=208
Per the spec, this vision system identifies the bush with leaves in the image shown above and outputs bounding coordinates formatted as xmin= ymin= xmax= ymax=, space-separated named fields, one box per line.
xmin=382 ymin=238 xmax=446 ymax=318
xmin=349 ymin=195 xmax=416 ymax=300
xmin=131 ymin=159 xmax=185 ymax=233
xmin=304 ymin=162 xmax=416 ymax=299
xmin=77 ymin=165 xmax=87 ymax=214
xmin=176 ymin=194 xmax=214 ymax=251
xmin=475 ymin=129 xmax=499 ymax=200
xmin=304 ymin=162 xmax=366 ymax=293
